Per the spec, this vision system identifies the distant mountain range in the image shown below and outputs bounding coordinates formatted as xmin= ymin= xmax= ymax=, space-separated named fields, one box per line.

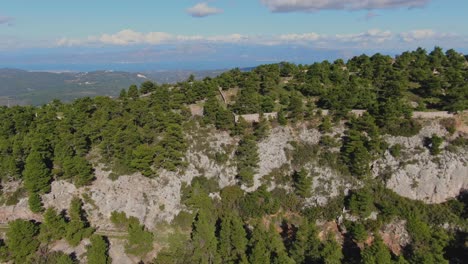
xmin=0 ymin=68 xmax=225 ymax=106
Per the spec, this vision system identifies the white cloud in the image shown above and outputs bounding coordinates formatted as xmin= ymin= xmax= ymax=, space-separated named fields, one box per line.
xmin=400 ymin=29 xmax=435 ymax=42
xmin=55 ymin=28 xmax=466 ymax=51
xmin=187 ymin=2 xmax=223 ymax=17
xmin=260 ymin=0 xmax=430 ymax=12
xmin=335 ymin=29 xmax=393 ymax=43
xmin=399 ymin=29 xmax=460 ymax=43
xmin=279 ymin=33 xmax=321 ymax=41
xmin=57 ymin=30 xmax=249 ymax=47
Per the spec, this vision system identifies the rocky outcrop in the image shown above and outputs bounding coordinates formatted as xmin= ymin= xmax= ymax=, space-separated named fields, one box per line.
xmin=42 ymin=166 xmax=184 ymax=229
xmin=373 ymin=122 xmax=468 ymax=203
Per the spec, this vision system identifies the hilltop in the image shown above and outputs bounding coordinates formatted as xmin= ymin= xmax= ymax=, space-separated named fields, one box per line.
xmin=0 ymin=47 xmax=467 ymax=263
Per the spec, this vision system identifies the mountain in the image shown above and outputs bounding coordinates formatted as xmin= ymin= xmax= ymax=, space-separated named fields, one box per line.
xmin=0 ymin=68 xmax=224 ymax=106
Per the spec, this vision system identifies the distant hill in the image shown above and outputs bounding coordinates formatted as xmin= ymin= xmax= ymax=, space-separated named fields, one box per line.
xmin=0 ymin=68 xmax=224 ymax=106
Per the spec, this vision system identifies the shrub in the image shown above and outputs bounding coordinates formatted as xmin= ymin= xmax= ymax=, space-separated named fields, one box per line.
xmin=425 ymin=134 xmax=443 ymax=155
xmin=389 ymin=144 xmax=402 ymax=158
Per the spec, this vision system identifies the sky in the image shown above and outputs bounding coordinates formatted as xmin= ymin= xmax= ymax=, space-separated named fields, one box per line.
xmin=0 ymin=0 xmax=467 ymax=71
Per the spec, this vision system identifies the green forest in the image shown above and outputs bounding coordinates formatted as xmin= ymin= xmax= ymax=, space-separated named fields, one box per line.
xmin=0 ymin=47 xmax=467 ymax=263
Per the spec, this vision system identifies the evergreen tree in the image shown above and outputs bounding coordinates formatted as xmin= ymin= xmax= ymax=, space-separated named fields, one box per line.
xmin=154 ymin=124 xmax=187 ymax=171
xmin=236 ymin=134 xmax=259 ymax=186
xmin=288 ymin=93 xmax=304 ymax=121
xmin=119 ymin=88 xmax=127 ymax=99
xmin=293 ymin=168 xmax=312 ymax=198
xmin=348 ymin=188 xmax=374 ymax=218
xmin=341 ymin=129 xmax=372 ymax=177
xmin=23 ymin=151 xmax=51 ymax=194
xmin=290 ymin=219 xmax=321 ymax=264
xmin=190 ymin=209 xmax=220 ymax=264
xmin=361 ymin=236 xmax=392 ymax=264
xmin=268 ymin=224 xmax=295 ymax=264
xmin=63 ymin=156 xmax=94 ymax=187
xmin=234 ymin=87 xmax=261 ymax=114
xmin=131 ymin=144 xmax=155 ymax=177
xmin=6 ymin=219 xmax=40 ymax=263
xmin=218 ymin=213 xmax=248 ymax=264
xmin=28 ymin=192 xmax=43 ymax=213
xmin=87 ymin=235 xmax=112 ymax=264
xmin=140 ymin=81 xmax=155 ymax=94
xmin=125 ymin=221 xmax=154 ymax=257
xmin=232 ymin=116 xmax=249 ymax=136
xmin=127 ymin=85 xmax=139 ymax=99
xmin=66 ymin=197 xmax=94 ymax=246
xmin=253 ymin=115 xmax=270 ymax=140
xmin=248 ymin=226 xmax=270 ymax=264
xmin=39 ymin=207 xmax=67 ymax=242
xmin=277 ymin=110 xmax=287 ymax=126
xmin=321 ymin=233 xmax=343 ymax=264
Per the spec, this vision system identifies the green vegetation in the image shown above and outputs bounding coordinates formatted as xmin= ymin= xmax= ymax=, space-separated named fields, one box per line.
xmin=65 ymin=197 xmax=94 ymax=246
xmin=236 ymin=134 xmax=260 ymax=186
xmin=110 ymin=211 xmax=154 ymax=257
xmin=426 ymin=134 xmax=444 ymax=155
xmin=87 ymin=235 xmax=111 ymax=264
xmin=5 ymin=219 xmax=40 ymax=263
xmin=0 ymin=47 xmax=467 ymax=263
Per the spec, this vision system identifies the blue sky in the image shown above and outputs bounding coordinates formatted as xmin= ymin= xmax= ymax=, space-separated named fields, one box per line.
xmin=1 ymin=0 xmax=467 ymax=71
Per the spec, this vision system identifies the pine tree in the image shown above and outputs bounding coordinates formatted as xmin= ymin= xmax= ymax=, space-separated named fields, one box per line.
xmin=361 ymin=236 xmax=392 ymax=264
xmin=218 ymin=213 xmax=248 ymax=264
xmin=154 ymin=124 xmax=187 ymax=171
xmin=28 ymin=192 xmax=43 ymax=213
xmin=321 ymin=233 xmax=343 ymax=264
xmin=288 ymin=93 xmax=304 ymax=121
xmin=6 ymin=219 xmax=40 ymax=263
xmin=23 ymin=151 xmax=51 ymax=194
xmin=119 ymin=88 xmax=127 ymax=99
xmin=131 ymin=144 xmax=155 ymax=177
xmin=254 ymin=115 xmax=270 ymax=140
xmin=233 ymin=116 xmax=249 ymax=136
xmin=127 ymin=85 xmax=139 ymax=99
xmin=277 ymin=110 xmax=287 ymax=126
xmin=293 ymin=168 xmax=312 ymax=198
xmin=236 ymin=134 xmax=259 ymax=186
xmin=140 ymin=81 xmax=155 ymax=94
xmin=268 ymin=224 xmax=295 ymax=264
xmin=87 ymin=235 xmax=112 ymax=264
xmin=234 ymin=87 xmax=261 ymax=114
xmin=191 ymin=209 xmax=220 ymax=264
xmin=63 ymin=156 xmax=94 ymax=187
xmin=203 ymin=96 xmax=220 ymax=124
xmin=341 ymin=129 xmax=372 ymax=177
xmin=348 ymin=188 xmax=374 ymax=218
xmin=290 ymin=219 xmax=320 ymax=264
xmin=66 ymin=197 xmax=94 ymax=246
xmin=125 ymin=222 xmax=154 ymax=257
xmin=39 ymin=207 xmax=67 ymax=242
xmin=248 ymin=227 xmax=270 ymax=264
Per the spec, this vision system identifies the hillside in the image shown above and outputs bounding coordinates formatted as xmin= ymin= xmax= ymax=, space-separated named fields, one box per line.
xmin=0 ymin=47 xmax=467 ymax=263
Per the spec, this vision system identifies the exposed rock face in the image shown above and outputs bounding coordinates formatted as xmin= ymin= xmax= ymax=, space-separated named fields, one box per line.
xmin=42 ymin=167 xmax=183 ymax=229
xmin=373 ymin=122 xmax=468 ymax=203
xmin=379 ymin=219 xmax=411 ymax=256
xmin=255 ymin=126 xmax=294 ymax=189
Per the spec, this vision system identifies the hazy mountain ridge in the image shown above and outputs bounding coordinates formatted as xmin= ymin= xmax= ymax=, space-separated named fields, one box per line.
xmin=0 ymin=68 xmax=224 ymax=106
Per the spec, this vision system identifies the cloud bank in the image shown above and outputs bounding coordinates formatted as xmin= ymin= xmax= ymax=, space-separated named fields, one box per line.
xmin=187 ymin=2 xmax=223 ymax=17
xmin=57 ymin=28 xmax=461 ymax=49
xmin=260 ymin=0 xmax=430 ymax=12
